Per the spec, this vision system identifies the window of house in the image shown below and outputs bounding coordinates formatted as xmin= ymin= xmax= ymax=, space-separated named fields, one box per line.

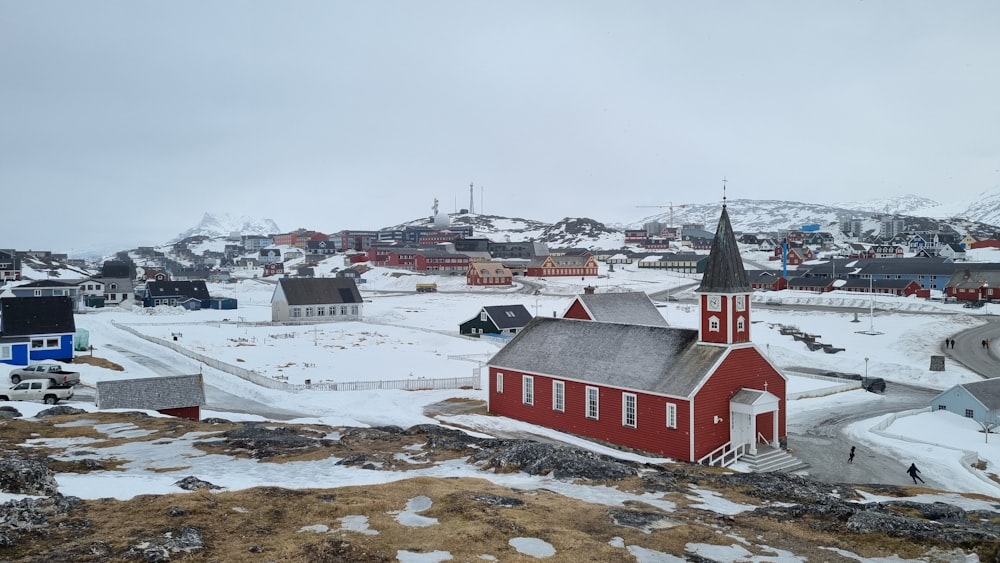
xmin=965 ymin=409 xmax=974 ymax=418
xmin=291 ymin=307 xmax=302 ymax=318
xmin=351 ymin=306 xmax=358 ymax=315
xmin=622 ymin=393 xmax=637 ymax=428
xmin=937 ymin=405 xmax=946 ymax=410
xmin=737 ymin=317 xmax=745 ymax=332
xmin=586 ymin=386 xmax=599 ymax=419
xmin=552 ymin=381 xmax=565 ymax=412
xmin=522 ymin=376 xmax=534 ymax=405
xmin=480 ymin=311 xmax=488 ymax=322
xmin=305 ymin=307 xmax=314 ymax=317
xmin=33 ymin=289 xmax=42 ymax=297
xmin=316 ymin=307 xmax=325 ymax=316
xmin=340 ymin=306 xmax=348 ymax=315
xmin=496 ymin=372 xmax=503 ymax=394
xmin=709 ymin=317 xmax=720 ymax=332
xmin=665 ymin=403 xmax=677 ymax=429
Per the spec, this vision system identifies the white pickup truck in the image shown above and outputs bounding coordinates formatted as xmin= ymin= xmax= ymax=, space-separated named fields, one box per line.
xmin=0 ymin=380 xmax=75 ymax=404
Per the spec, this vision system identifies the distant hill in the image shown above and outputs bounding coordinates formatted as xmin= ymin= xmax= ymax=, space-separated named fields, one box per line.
xmin=170 ymin=212 xmax=281 ymax=243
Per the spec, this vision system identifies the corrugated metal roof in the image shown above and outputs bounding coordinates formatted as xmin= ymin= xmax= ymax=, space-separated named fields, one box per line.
xmin=488 ymin=317 xmax=722 ymax=398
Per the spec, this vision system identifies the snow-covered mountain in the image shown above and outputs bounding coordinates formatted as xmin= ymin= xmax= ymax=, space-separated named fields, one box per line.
xmin=832 ymin=194 xmax=941 ymax=215
xmin=170 ymin=213 xmax=280 ymax=243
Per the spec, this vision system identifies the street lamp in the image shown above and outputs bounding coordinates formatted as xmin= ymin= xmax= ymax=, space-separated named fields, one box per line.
xmin=864 ymin=357 xmax=870 ymax=381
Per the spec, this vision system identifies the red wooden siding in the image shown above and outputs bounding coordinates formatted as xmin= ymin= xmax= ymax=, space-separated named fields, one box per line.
xmin=562 ymin=299 xmax=591 ymax=320
xmin=488 ymin=368 xmax=694 ymax=460
xmin=159 ymin=406 xmax=201 ymax=420
xmin=690 ymin=347 xmax=785 ymax=461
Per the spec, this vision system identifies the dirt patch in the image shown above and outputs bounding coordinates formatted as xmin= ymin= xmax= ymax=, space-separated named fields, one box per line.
xmin=71 ymin=356 xmax=125 ymax=371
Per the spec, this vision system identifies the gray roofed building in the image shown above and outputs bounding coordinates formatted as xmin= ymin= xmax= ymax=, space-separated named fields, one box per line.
xmin=96 ymin=374 xmax=205 ymax=419
xmin=565 ymin=291 xmax=668 ymax=327
xmin=930 ymin=379 xmax=1000 ymax=424
xmin=271 ymin=277 xmax=363 ymax=322
xmin=481 ymin=305 xmax=533 ymax=330
xmin=697 ymin=205 xmax=750 ymax=294
xmin=489 ymin=317 xmax=719 ymax=398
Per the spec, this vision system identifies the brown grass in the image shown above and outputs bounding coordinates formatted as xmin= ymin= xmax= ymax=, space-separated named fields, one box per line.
xmin=2 ymin=412 xmax=995 ymax=562
xmin=70 ymin=355 xmax=124 ymax=371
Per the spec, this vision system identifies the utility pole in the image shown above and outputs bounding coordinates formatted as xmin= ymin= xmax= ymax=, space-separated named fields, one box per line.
xmin=469 ymin=182 xmax=475 ymax=214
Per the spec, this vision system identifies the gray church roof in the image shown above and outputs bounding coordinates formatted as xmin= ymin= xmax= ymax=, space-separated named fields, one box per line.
xmin=697 ymin=205 xmax=750 ymax=293
xmin=488 ymin=317 xmax=724 ymax=398
xmin=96 ymin=374 xmax=205 ymax=411
xmin=574 ymin=292 xmax=668 ymax=327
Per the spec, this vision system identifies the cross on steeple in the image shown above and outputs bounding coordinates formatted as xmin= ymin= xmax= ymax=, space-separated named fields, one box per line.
xmin=722 ymin=177 xmax=728 ymax=206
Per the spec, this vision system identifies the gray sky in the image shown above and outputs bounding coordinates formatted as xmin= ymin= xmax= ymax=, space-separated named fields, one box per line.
xmin=2 ymin=1 xmax=999 ymax=254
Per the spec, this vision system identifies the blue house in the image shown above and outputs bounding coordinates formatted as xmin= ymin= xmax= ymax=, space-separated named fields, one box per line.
xmin=0 ymin=295 xmax=76 ymax=365
xmin=137 ymin=280 xmax=212 ymax=308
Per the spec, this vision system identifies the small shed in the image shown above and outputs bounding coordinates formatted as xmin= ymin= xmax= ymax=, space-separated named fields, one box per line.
xmin=96 ymin=374 xmax=206 ymax=420
xmin=207 ymin=297 xmax=238 ymax=310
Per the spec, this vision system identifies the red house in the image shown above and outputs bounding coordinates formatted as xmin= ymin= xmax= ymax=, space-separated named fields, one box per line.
xmin=488 ymin=205 xmax=787 ymax=466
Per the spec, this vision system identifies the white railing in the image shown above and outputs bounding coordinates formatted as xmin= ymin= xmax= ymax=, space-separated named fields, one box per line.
xmin=294 ymin=375 xmax=480 ymax=392
xmin=697 ymin=441 xmax=747 ymax=467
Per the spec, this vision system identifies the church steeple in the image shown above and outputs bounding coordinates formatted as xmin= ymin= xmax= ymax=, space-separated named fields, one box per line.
xmin=697 ymin=187 xmax=752 ymax=345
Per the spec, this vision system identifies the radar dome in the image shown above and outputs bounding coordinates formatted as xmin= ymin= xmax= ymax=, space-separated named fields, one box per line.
xmin=433 ymin=211 xmax=451 ymax=229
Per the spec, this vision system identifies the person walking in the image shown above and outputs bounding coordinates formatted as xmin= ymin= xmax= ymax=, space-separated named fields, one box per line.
xmin=907 ymin=463 xmax=924 ymax=484
xmin=848 ymin=446 xmax=856 ymax=464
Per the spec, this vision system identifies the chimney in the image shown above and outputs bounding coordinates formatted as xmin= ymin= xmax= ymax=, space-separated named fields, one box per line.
xmin=584 ymin=285 xmax=596 ymax=295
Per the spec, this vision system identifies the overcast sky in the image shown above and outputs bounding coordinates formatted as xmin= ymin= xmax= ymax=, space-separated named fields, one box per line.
xmin=2 ymin=1 xmax=999 ymax=254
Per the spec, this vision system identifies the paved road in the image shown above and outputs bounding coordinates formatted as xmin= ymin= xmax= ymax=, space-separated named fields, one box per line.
xmin=786 ymin=380 xmax=940 ymax=487
xmin=943 ymin=318 xmax=1000 ymax=377
xmin=787 ymin=317 xmax=1000 ymax=489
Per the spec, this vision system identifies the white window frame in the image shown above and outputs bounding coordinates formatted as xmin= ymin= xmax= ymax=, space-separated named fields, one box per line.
xmin=0 ymin=344 xmax=11 ymax=361
xmin=291 ymin=307 xmax=302 ymax=318
xmin=586 ymin=386 xmax=599 ymax=419
xmin=552 ymin=380 xmax=565 ymax=412
xmin=622 ymin=393 xmax=637 ymax=428
xmin=709 ymin=317 xmax=720 ymax=332
xmin=522 ymin=375 xmax=534 ymax=406
xmin=665 ymin=403 xmax=678 ymax=429
xmin=496 ymin=372 xmax=504 ymax=394
xmin=737 ymin=317 xmax=746 ymax=332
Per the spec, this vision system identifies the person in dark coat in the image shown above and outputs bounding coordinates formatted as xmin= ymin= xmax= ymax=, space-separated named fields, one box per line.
xmin=848 ymin=446 xmax=856 ymax=463
xmin=907 ymin=463 xmax=924 ymax=484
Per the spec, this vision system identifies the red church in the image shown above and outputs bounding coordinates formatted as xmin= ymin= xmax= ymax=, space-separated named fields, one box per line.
xmin=487 ymin=204 xmax=788 ymax=467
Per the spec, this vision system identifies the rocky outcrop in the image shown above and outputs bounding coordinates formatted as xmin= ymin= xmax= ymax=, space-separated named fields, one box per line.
xmin=0 ymin=457 xmax=59 ymax=496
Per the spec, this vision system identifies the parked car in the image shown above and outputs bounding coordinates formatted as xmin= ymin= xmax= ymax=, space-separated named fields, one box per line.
xmin=862 ymin=377 xmax=886 ymax=393
xmin=0 ymin=380 xmax=74 ymax=404
xmin=963 ymin=300 xmax=986 ymax=309
xmin=9 ymin=363 xmax=81 ymax=386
